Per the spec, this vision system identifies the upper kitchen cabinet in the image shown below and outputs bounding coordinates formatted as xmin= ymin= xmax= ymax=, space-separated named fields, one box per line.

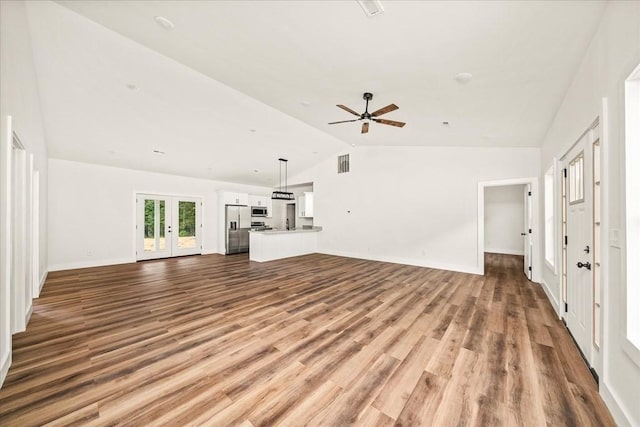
xmin=222 ymin=191 xmax=249 ymax=206
xmin=297 ymin=192 xmax=314 ymax=218
xmin=249 ymin=195 xmax=268 ymax=207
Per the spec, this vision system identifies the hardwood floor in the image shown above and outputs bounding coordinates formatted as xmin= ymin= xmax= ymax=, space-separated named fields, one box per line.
xmin=0 ymin=253 xmax=614 ymax=426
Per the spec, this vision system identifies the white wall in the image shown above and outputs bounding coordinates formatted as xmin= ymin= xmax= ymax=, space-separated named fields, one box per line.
xmin=0 ymin=0 xmax=49 ymax=387
xmin=484 ymin=185 xmax=525 ymax=255
xmin=48 ymin=159 xmax=272 ymax=271
xmin=290 ymin=146 xmax=540 ymax=274
xmin=539 ymin=1 xmax=640 ymax=425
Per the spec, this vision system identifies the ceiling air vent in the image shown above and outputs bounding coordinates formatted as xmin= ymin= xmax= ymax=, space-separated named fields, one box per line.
xmin=357 ymin=0 xmax=385 ymax=17
xmin=338 ymin=154 xmax=350 ymax=174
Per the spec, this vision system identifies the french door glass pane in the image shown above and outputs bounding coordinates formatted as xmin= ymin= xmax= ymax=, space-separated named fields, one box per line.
xmin=178 ymin=201 xmax=196 ymax=249
xmin=144 ymin=199 xmax=165 ymax=252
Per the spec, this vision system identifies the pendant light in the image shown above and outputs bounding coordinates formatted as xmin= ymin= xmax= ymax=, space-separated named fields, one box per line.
xmin=272 ymin=158 xmax=295 ymax=200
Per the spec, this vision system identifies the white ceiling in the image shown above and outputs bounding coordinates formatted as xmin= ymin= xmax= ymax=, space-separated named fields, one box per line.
xmin=26 ymin=1 xmax=605 ymax=185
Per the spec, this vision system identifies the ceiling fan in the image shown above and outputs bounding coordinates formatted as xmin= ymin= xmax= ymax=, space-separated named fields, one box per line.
xmin=328 ymin=92 xmax=406 ymax=134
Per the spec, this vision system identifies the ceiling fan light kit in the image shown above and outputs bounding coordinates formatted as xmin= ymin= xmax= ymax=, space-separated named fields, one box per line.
xmin=329 ymin=92 xmax=406 ymax=134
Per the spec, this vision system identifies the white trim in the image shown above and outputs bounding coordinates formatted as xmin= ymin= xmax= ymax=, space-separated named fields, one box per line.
xmin=477 ymin=177 xmax=540 ymax=281
xmin=31 ymin=170 xmax=40 ymax=298
xmin=319 ymin=249 xmax=482 ymax=275
xmin=600 ymin=98 xmax=611 ymax=383
xmin=39 ymin=271 xmax=47 ymax=293
xmin=484 ymin=248 xmax=525 ymax=256
xmin=539 ymin=278 xmax=561 ymax=317
xmin=24 ymin=303 xmax=32 ymax=327
xmin=621 ymin=338 xmax=640 ymax=370
xmin=0 ymin=116 xmax=12 ymax=390
xmin=601 ymin=381 xmax=633 ymax=427
xmin=48 ymin=257 xmax=135 ymax=272
xmin=0 ymin=350 xmax=10 ymax=389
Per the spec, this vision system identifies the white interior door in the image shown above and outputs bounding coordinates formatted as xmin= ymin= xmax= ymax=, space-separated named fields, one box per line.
xmin=523 ymin=184 xmax=532 ymax=280
xmin=136 ymin=194 xmax=201 ymax=260
xmin=565 ymin=136 xmax=592 ymax=361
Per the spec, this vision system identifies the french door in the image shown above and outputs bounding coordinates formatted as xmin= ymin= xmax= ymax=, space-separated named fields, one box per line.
xmin=136 ymin=194 xmax=202 ymax=261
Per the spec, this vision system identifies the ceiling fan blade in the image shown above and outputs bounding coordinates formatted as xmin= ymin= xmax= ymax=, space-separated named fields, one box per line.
xmin=361 ymin=122 xmax=369 ymax=134
xmin=337 ymin=104 xmax=361 ymax=116
xmin=373 ymin=118 xmax=406 ymax=128
xmin=328 ymin=119 xmax=359 ymax=125
xmin=371 ymin=104 xmax=399 ymax=117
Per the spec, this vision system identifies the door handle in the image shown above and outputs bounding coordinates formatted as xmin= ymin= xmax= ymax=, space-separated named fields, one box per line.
xmin=576 ymin=261 xmax=591 ymax=270
xmin=584 ymin=245 xmax=590 ymax=254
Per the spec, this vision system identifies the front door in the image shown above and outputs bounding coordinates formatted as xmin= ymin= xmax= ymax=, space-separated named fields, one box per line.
xmin=565 ymin=134 xmax=592 ymax=361
xmin=136 ymin=194 xmax=202 ymax=261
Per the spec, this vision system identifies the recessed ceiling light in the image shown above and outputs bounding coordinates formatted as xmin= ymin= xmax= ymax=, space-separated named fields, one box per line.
xmin=455 ymin=72 xmax=473 ymax=84
xmin=152 ymin=149 xmax=165 ymax=154
xmin=312 ymin=151 xmax=318 ymax=154
xmin=301 ymin=101 xmax=311 ymax=107
xmin=442 ymin=121 xmax=450 ymax=126
xmin=154 ymin=16 xmax=174 ymax=30
xmin=126 ymin=83 xmax=138 ymax=91
xmin=253 ymin=169 xmax=260 ymax=173
xmin=351 ymin=143 xmax=356 ymax=147
xmin=108 ymin=150 xmax=117 ymax=154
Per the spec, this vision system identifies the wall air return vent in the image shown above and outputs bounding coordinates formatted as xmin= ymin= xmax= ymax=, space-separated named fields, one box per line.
xmin=357 ymin=0 xmax=385 ymax=17
xmin=338 ymin=154 xmax=350 ymax=174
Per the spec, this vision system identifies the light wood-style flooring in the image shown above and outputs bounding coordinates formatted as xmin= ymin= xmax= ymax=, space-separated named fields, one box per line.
xmin=0 ymin=253 xmax=614 ymax=426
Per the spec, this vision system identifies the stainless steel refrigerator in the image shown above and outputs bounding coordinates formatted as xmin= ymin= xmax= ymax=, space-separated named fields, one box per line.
xmin=225 ymin=205 xmax=251 ymax=254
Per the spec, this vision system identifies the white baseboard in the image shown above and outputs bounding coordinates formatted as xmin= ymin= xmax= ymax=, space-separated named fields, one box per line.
xmin=39 ymin=271 xmax=47 ymax=293
xmin=318 ymin=249 xmax=482 ymax=275
xmin=0 ymin=351 xmax=10 ymax=390
xmin=25 ymin=303 xmax=33 ymax=327
xmin=539 ymin=278 xmax=561 ymax=317
xmin=485 ymin=248 xmax=525 ymax=256
xmin=601 ymin=381 xmax=633 ymax=427
xmin=48 ymin=257 xmax=135 ymax=272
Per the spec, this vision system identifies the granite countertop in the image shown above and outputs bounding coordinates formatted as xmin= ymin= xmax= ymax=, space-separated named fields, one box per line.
xmin=249 ymin=227 xmax=322 ymax=234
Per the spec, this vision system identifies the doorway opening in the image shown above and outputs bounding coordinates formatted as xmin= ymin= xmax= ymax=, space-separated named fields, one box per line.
xmin=286 ymin=203 xmax=296 ymax=230
xmin=11 ymin=132 xmax=31 ymax=334
xmin=136 ymin=194 xmax=202 ymax=261
xmin=477 ymin=177 xmax=539 ymax=280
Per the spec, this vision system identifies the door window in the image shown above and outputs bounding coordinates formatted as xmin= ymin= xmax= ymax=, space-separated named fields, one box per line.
xmin=569 ymin=153 xmax=584 ymax=204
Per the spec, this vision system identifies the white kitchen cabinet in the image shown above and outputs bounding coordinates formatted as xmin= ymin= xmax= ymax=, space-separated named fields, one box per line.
xmin=297 ymin=192 xmax=314 ymax=218
xmin=222 ymin=191 xmax=249 ymax=206
xmin=249 ymin=194 xmax=268 ymax=207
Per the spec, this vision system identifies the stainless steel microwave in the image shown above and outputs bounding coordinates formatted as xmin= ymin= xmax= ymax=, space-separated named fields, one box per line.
xmin=251 ymin=206 xmax=268 ymax=217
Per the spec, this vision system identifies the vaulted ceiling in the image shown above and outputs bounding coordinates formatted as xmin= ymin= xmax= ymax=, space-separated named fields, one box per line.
xmin=25 ymin=1 xmax=606 ymax=185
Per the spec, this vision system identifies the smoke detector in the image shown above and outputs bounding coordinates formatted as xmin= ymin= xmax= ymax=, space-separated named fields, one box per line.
xmin=357 ymin=0 xmax=384 ymax=17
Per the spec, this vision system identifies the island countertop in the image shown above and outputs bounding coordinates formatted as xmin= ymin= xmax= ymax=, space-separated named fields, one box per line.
xmin=249 ymin=227 xmax=322 ymax=235
xmin=249 ymin=227 xmax=321 ymax=262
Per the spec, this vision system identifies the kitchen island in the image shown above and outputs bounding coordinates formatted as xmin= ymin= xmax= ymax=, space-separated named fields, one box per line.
xmin=249 ymin=227 xmax=321 ymax=262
